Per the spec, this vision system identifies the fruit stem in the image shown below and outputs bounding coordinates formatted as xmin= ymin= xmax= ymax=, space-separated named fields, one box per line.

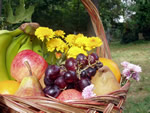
xmin=24 ymin=61 xmax=32 ymax=76
xmin=77 ymin=61 xmax=98 ymax=79
xmin=19 ymin=23 xmax=40 ymax=35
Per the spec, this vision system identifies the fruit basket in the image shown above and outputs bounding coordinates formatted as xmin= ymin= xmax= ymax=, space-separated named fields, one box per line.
xmin=0 ymin=0 xmax=136 ymax=113
xmin=0 ymin=82 xmax=130 ymax=113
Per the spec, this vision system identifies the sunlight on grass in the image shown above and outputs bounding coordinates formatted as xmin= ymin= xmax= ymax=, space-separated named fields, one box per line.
xmin=109 ymin=40 xmax=150 ymax=113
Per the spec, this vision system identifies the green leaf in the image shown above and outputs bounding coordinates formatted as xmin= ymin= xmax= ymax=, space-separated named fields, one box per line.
xmin=5 ymin=0 xmax=35 ymax=24
xmin=5 ymin=1 xmax=15 ymax=23
xmin=24 ymin=6 xmax=35 ymax=22
xmin=15 ymin=0 xmax=26 ymax=22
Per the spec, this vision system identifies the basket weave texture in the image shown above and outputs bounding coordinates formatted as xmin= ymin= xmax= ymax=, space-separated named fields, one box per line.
xmin=0 ymin=82 xmax=130 ymax=113
xmin=0 ymin=0 xmax=130 ymax=113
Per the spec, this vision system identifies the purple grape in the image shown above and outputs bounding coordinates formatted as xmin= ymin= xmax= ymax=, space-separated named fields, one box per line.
xmin=65 ymin=58 xmax=77 ymax=71
xmin=95 ymin=61 xmax=103 ymax=70
xmin=68 ymin=70 xmax=77 ymax=81
xmin=43 ymin=85 xmax=61 ymax=98
xmin=74 ymin=80 xmax=81 ymax=91
xmin=80 ymin=70 xmax=88 ymax=78
xmin=59 ymin=65 xmax=67 ymax=76
xmin=59 ymin=70 xmax=66 ymax=76
xmin=54 ymin=76 xmax=67 ymax=89
xmin=45 ymin=65 xmax=60 ymax=80
xmin=67 ymin=83 xmax=75 ymax=89
xmin=64 ymin=71 xmax=74 ymax=83
xmin=44 ymin=75 xmax=53 ymax=86
xmin=86 ymin=67 xmax=96 ymax=78
xmin=76 ymin=53 xmax=88 ymax=67
xmin=88 ymin=53 xmax=99 ymax=64
xmin=78 ymin=78 xmax=91 ymax=91
xmin=96 ymin=62 xmax=103 ymax=68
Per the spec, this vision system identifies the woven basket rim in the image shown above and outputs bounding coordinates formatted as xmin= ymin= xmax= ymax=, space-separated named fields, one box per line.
xmin=0 ymin=81 xmax=130 ymax=113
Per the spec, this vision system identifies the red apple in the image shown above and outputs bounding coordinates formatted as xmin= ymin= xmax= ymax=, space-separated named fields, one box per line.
xmin=57 ymin=89 xmax=83 ymax=101
xmin=11 ymin=50 xmax=48 ymax=82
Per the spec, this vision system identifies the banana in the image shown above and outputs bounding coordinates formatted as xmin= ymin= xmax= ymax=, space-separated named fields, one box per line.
xmin=18 ymin=35 xmax=32 ymax=53
xmin=32 ymin=37 xmax=43 ymax=57
xmin=0 ymin=30 xmax=9 ymax=35
xmin=0 ymin=28 xmax=23 ymax=81
xmin=6 ymin=33 xmax=27 ymax=79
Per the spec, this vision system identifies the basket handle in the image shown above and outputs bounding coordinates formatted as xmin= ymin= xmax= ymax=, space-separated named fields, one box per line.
xmin=81 ymin=0 xmax=111 ymax=59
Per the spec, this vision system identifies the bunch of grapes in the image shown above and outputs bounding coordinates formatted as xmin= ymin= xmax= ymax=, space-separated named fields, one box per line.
xmin=43 ymin=53 xmax=103 ymax=98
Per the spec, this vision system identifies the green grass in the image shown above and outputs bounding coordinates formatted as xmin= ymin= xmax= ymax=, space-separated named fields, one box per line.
xmin=109 ymin=40 xmax=150 ymax=113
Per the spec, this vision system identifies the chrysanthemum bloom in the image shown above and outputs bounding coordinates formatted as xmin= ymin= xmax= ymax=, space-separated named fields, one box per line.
xmin=67 ymin=46 xmax=87 ymax=58
xmin=54 ymin=30 xmax=65 ymax=38
xmin=76 ymin=33 xmax=84 ymax=37
xmin=46 ymin=38 xmax=68 ymax=53
xmin=65 ymin=34 xmax=77 ymax=46
xmin=121 ymin=61 xmax=129 ymax=68
xmin=82 ymin=84 xmax=96 ymax=99
xmin=85 ymin=37 xmax=103 ymax=51
xmin=121 ymin=61 xmax=142 ymax=81
xmin=75 ymin=36 xmax=88 ymax=49
xmin=35 ymin=27 xmax=55 ymax=41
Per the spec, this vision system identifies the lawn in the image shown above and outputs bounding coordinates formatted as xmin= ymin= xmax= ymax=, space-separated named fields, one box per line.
xmin=109 ymin=40 xmax=150 ymax=113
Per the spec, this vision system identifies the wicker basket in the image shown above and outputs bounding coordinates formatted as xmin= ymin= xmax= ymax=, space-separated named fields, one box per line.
xmin=0 ymin=0 xmax=130 ymax=113
xmin=0 ymin=81 xmax=130 ymax=113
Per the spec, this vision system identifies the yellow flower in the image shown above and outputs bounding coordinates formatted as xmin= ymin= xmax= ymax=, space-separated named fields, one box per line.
xmin=67 ymin=46 xmax=87 ymax=58
xmin=35 ymin=27 xmax=54 ymax=41
xmin=54 ymin=30 xmax=65 ymax=38
xmin=85 ymin=37 xmax=103 ymax=51
xmin=65 ymin=34 xmax=77 ymax=46
xmin=75 ymin=35 xmax=88 ymax=49
xmin=46 ymin=38 xmax=68 ymax=52
xmin=75 ymin=33 xmax=84 ymax=38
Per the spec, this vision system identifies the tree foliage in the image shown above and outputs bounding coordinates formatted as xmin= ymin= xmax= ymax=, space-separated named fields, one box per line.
xmin=0 ymin=0 xmax=34 ymax=29
xmin=5 ymin=0 xmax=34 ymax=24
xmin=134 ymin=0 xmax=150 ymax=40
xmin=1 ymin=0 xmax=149 ymax=43
xmin=98 ymin=0 xmax=123 ymax=29
xmin=0 ymin=0 xmax=123 ymax=34
xmin=121 ymin=0 xmax=150 ymax=43
xmin=31 ymin=0 xmax=89 ymax=34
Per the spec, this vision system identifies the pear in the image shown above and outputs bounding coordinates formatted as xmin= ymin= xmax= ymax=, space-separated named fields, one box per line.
xmin=15 ymin=61 xmax=44 ymax=97
xmin=91 ymin=66 xmax=121 ymax=96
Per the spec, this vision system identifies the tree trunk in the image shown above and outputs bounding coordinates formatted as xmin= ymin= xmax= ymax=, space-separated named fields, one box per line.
xmin=106 ymin=27 xmax=112 ymax=43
